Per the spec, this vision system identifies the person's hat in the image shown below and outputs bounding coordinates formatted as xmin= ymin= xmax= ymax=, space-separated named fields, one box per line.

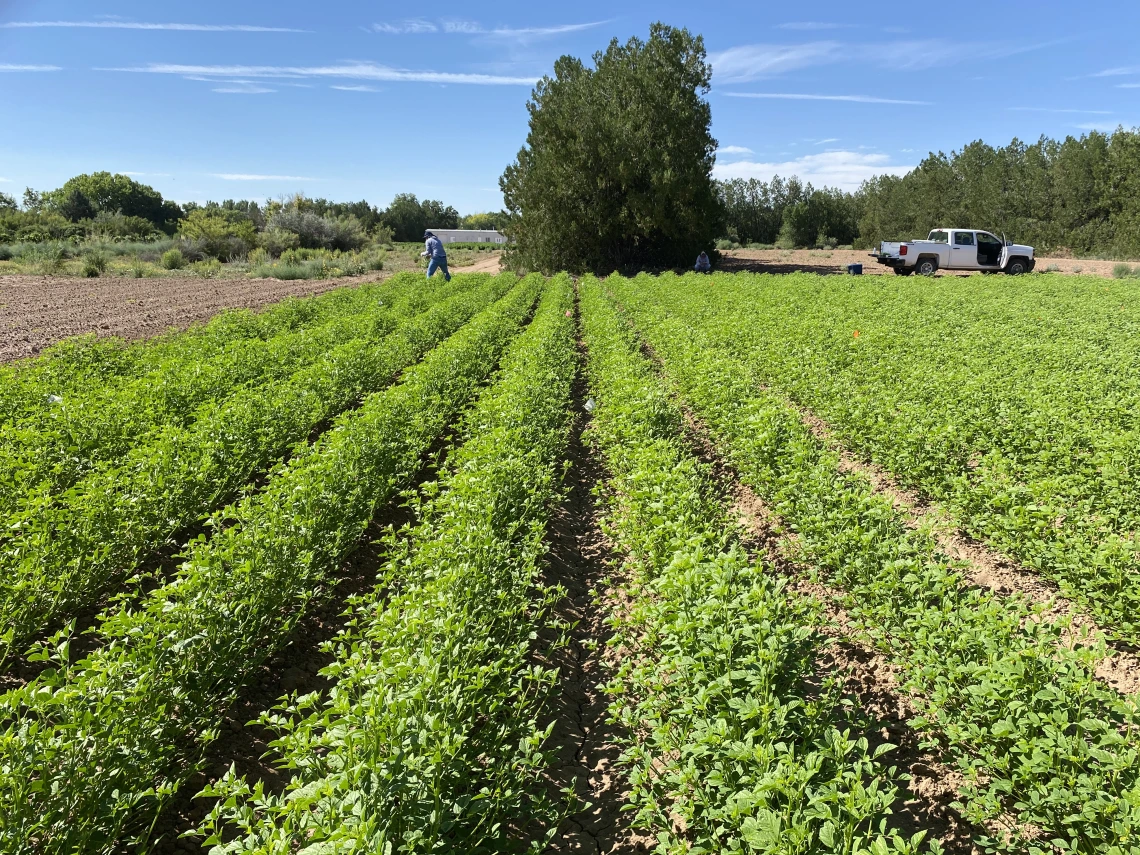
xmin=424 ymin=230 xmax=434 ymax=237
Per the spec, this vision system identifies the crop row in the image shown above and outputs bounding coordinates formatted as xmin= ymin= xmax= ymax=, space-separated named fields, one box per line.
xmin=0 ymin=274 xmax=543 ymax=852
xmin=0 ymin=274 xmax=516 ymax=661
xmin=661 ymin=271 xmax=1140 ymax=646
xmin=578 ymin=277 xmax=928 ymax=855
xmin=0 ymin=278 xmax=390 ymax=428
xmin=0 ymin=272 xmax=458 ymax=522
xmin=606 ymin=273 xmax=1140 ymax=854
xmin=196 ymin=275 xmax=577 ymax=854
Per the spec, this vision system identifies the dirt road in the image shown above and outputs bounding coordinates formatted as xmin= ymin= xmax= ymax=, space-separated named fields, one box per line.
xmin=720 ymin=247 xmax=1122 ymax=278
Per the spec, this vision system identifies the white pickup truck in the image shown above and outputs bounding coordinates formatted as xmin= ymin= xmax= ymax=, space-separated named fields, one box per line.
xmin=870 ymin=229 xmax=1035 ymax=276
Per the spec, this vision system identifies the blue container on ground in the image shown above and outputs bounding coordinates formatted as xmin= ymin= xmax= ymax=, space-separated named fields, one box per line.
xmin=847 ymin=263 xmax=863 ymax=275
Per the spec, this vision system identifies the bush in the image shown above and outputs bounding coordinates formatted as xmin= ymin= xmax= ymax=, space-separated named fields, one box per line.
xmin=1112 ymin=263 xmax=1136 ymax=279
xmin=81 ymin=250 xmax=108 ymax=277
xmin=267 ymin=209 xmax=366 ymax=252
xmin=0 ymin=246 xmax=11 ymax=261
xmin=247 ymin=247 xmax=269 ymax=266
xmin=178 ymin=209 xmax=257 ymax=259
xmin=189 ymin=258 xmax=222 ymax=278
xmin=257 ymin=228 xmax=300 ymax=257
xmin=129 ymin=257 xmax=152 ymax=278
xmin=715 ymin=238 xmax=738 ymax=251
xmin=160 ymin=248 xmax=185 ymax=270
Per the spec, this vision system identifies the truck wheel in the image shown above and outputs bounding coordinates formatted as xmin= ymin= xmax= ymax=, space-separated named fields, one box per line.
xmin=1005 ymin=257 xmax=1028 ymax=275
xmin=915 ymin=257 xmax=939 ymax=276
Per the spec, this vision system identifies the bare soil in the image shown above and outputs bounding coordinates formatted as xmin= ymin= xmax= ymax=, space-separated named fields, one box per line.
xmin=452 ymin=254 xmax=504 ymax=275
xmin=720 ymin=248 xmax=1124 ymax=278
xmin=0 ymin=272 xmax=388 ymax=363
xmin=537 ymin=347 xmax=652 ymax=854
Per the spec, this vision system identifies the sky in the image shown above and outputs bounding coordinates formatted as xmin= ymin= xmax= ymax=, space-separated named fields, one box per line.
xmin=1 ymin=0 xmax=1138 ymax=214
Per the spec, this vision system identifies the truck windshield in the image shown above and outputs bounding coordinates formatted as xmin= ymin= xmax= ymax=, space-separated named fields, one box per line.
xmin=928 ymin=230 xmax=949 ymax=243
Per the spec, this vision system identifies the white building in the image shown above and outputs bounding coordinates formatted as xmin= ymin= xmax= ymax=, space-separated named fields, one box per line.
xmin=426 ymin=228 xmax=508 ymax=245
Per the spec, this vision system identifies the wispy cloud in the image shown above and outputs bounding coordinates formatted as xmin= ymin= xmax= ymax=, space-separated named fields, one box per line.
xmin=331 ymin=84 xmax=380 ymax=92
xmin=120 ymin=171 xmax=172 ymax=177
xmin=725 ymin=92 xmax=930 ymax=105
xmin=0 ymin=63 xmax=62 ymax=71
xmin=1010 ymin=106 xmax=1113 ymax=114
xmin=372 ymin=19 xmax=438 ymax=34
xmin=101 ymin=61 xmax=538 ymax=86
xmin=1075 ymin=121 xmax=1132 ymax=131
xmin=1 ymin=20 xmax=305 ymax=32
xmin=712 ymin=39 xmax=1056 ymax=82
xmin=212 ymin=82 xmax=275 ymax=94
xmin=1092 ymin=66 xmax=1140 ymax=77
xmin=713 ymin=150 xmax=913 ymax=191
xmin=717 ymin=145 xmax=754 ymax=155
xmin=777 ymin=22 xmax=857 ymax=30
xmin=372 ymin=18 xmax=607 ymax=42
xmin=815 ymin=138 xmax=840 ymax=145
xmin=0 ymin=177 xmax=11 ymax=183
xmin=1118 ymin=83 xmax=1140 ymax=89
xmin=212 ymin=174 xmax=316 ymax=181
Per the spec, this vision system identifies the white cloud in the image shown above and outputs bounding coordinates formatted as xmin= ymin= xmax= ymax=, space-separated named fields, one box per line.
xmin=212 ymin=83 xmax=275 ymax=94
xmin=1093 ymin=66 xmax=1140 ymax=77
xmin=712 ymin=39 xmax=1055 ymax=82
xmin=102 ymin=61 xmax=538 ymax=86
xmin=725 ymin=92 xmax=930 ymax=105
xmin=712 ymin=150 xmax=914 ymax=191
xmin=373 ymin=18 xmax=606 ymax=42
xmin=717 ymin=145 xmax=754 ymax=155
xmin=331 ymin=84 xmax=380 ymax=92
xmin=777 ymin=22 xmax=857 ymax=30
xmin=372 ymin=19 xmax=438 ymax=34
xmin=1010 ymin=106 xmax=1113 ymax=114
xmin=212 ymin=174 xmax=316 ymax=181
xmin=0 ymin=63 xmax=62 ymax=71
xmin=0 ymin=177 xmax=11 ymax=182
xmin=120 ymin=171 xmax=172 ymax=177
xmin=1118 ymin=83 xmax=1140 ymax=89
xmin=1075 ymin=122 xmax=1130 ymax=131
xmin=1 ymin=20 xmax=305 ymax=32
xmin=815 ymin=138 xmax=840 ymax=145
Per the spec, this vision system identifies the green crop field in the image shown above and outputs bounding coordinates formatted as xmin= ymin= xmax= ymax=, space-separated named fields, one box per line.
xmin=0 ymin=270 xmax=1138 ymax=854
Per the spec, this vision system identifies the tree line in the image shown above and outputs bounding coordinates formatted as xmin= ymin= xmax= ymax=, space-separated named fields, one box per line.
xmin=0 ymin=174 xmax=504 ymax=247
xmin=720 ymin=128 xmax=1140 ymax=257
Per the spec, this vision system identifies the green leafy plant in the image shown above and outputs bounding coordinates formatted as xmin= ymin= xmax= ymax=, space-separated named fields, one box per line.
xmin=159 ymin=247 xmax=184 ymax=269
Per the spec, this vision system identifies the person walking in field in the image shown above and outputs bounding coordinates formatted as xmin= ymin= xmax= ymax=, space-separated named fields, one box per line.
xmin=422 ymin=230 xmax=451 ymax=282
xmin=695 ymin=250 xmax=711 ymax=273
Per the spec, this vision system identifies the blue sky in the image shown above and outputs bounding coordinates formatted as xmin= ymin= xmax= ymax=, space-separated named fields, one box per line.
xmin=1 ymin=0 xmax=1137 ymax=214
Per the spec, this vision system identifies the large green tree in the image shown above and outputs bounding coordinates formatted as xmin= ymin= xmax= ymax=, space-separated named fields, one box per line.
xmin=44 ymin=172 xmax=182 ymax=232
xmin=501 ymin=23 xmax=721 ymax=273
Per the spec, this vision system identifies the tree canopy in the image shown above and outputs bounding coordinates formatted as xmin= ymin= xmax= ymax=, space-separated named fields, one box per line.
xmin=501 ymin=23 xmax=721 ymax=273
xmin=44 ymin=172 xmax=183 ymax=232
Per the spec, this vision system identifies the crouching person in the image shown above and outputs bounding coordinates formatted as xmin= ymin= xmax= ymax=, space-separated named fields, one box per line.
xmin=695 ymin=250 xmax=712 ymax=273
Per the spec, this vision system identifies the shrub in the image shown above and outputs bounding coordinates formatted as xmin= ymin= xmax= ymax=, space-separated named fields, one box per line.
xmin=32 ymin=244 xmax=68 ymax=274
xmin=1045 ymin=264 xmax=1061 ymax=273
xmin=1112 ymin=263 xmax=1134 ymax=279
xmin=257 ymin=228 xmax=301 ymax=257
xmin=0 ymin=246 xmax=12 ymax=261
xmin=268 ymin=209 xmax=366 ymax=252
xmin=715 ymin=238 xmax=737 ymax=251
xmin=160 ymin=248 xmax=185 ymax=270
xmin=81 ymin=250 xmax=108 ymax=277
xmin=189 ymin=258 xmax=222 ymax=278
xmin=129 ymin=257 xmax=151 ymax=278
xmin=178 ymin=209 xmax=257 ymax=259
xmin=247 ymin=247 xmax=269 ymax=266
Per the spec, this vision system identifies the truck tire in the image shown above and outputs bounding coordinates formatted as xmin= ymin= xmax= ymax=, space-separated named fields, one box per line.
xmin=915 ymin=256 xmax=939 ymax=276
xmin=1005 ymin=257 xmax=1029 ymax=275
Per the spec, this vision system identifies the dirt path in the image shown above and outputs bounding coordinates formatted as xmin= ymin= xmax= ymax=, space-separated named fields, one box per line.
xmin=721 ymin=248 xmax=1124 ymax=278
xmin=0 ymin=271 xmax=389 ymax=364
xmin=452 ymin=253 xmax=504 ymax=275
xmin=538 ymin=354 xmax=651 ymax=854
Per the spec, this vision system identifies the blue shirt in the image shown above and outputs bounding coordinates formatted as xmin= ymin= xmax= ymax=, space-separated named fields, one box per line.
xmin=425 ymin=236 xmax=446 ymax=258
